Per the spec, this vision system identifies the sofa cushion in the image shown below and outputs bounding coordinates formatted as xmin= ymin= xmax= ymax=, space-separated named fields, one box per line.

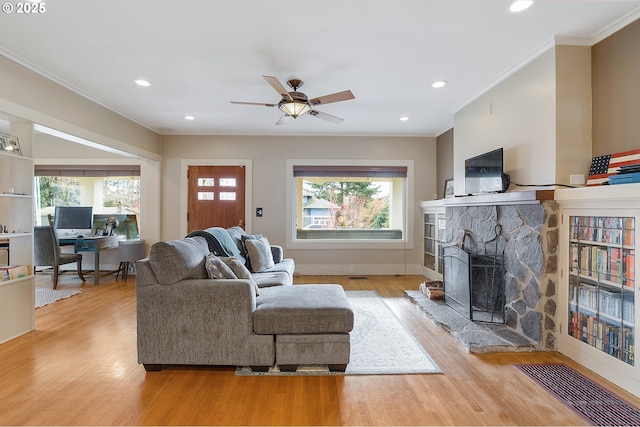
xmin=205 ymin=253 xmax=237 ymax=279
xmin=253 ymin=285 xmax=354 ymax=334
xmin=148 ymin=236 xmax=209 ymax=285
xmin=220 ymin=257 xmax=260 ymax=296
xmin=252 ymin=271 xmax=291 ymax=288
xmin=244 ymin=236 xmax=275 ymax=272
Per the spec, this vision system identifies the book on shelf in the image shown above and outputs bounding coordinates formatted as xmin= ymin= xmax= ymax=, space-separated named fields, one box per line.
xmin=1 ymin=264 xmax=31 ymax=281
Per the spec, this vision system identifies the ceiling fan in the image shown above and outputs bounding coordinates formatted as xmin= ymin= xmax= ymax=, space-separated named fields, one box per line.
xmin=230 ymin=75 xmax=355 ymax=125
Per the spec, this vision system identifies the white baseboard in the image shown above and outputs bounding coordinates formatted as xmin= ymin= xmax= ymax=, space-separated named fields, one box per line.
xmin=294 ymin=263 xmax=423 ymax=276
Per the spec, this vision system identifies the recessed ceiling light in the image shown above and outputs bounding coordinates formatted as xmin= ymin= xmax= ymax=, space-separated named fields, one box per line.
xmin=184 ymin=115 xmax=195 ymax=120
xmin=134 ymin=79 xmax=151 ymax=87
xmin=399 ymin=117 xmax=409 ymax=121
xmin=508 ymin=0 xmax=533 ymax=13
xmin=431 ymin=80 xmax=448 ymax=88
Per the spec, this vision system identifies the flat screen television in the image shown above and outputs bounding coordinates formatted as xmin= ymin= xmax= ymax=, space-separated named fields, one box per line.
xmin=53 ymin=206 xmax=93 ymax=237
xmin=464 ymin=147 xmax=510 ymax=195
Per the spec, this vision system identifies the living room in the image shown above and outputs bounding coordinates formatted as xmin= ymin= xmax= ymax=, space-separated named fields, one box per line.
xmin=1 ymin=2 xmax=640 ymax=425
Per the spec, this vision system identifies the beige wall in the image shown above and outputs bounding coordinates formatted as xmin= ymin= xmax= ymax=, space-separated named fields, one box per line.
xmin=453 ymin=48 xmax=557 ymax=195
xmin=0 ymin=55 xmax=163 ymax=246
xmin=592 ymin=18 xmax=640 ymax=156
xmin=436 ymin=128 xmax=453 ymax=199
xmin=555 ymin=45 xmax=592 ymax=184
xmin=0 ymin=55 xmax=162 ymax=159
xmin=161 ymin=135 xmax=437 ymax=275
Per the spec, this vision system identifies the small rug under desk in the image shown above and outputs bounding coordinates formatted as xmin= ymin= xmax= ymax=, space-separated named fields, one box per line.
xmin=35 ymin=288 xmax=83 ymax=308
xmin=236 ymin=290 xmax=441 ymax=376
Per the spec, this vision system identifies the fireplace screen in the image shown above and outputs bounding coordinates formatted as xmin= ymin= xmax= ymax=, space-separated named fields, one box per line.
xmin=443 ymin=245 xmax=505 ymax=323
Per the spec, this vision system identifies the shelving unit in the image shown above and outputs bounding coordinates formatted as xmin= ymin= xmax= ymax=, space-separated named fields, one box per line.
xmin=568 ymin=216 xmax=634 ymax=365
xmin=0 ymin=132 xmax=35 ymax=344
xmin=420 ymin=200 xmax=445 ymax=281
xmin=557 ymin=184 xmax=639 ymax=398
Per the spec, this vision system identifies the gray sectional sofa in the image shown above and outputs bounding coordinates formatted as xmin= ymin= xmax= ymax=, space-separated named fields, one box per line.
xmin=136 ymin=230 xmax=354 ymax=372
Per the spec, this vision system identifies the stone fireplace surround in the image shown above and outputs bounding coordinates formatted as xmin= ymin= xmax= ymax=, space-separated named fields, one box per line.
xmin=442 ymin=191 xmax=559 ymax=349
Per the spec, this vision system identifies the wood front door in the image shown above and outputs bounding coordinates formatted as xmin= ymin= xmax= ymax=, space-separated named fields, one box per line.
xmin=187 ymin=165 xmax=246 ymax=232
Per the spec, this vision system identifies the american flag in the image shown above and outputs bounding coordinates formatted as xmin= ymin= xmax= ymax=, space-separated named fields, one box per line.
xmin=587 ymin=148 xmax=640 ymax=186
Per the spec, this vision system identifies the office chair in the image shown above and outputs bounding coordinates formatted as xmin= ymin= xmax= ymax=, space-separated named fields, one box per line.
xmin=34 ymin=226 xmax=86 ymax=289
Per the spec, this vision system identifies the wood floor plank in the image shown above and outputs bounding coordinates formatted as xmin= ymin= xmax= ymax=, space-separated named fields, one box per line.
xmin=0 ymin=273 xmax=637 ymax=425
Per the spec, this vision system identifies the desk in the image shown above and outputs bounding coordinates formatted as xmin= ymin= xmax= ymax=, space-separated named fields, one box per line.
xmin=59 ymin=236 xmax=119 ymax=285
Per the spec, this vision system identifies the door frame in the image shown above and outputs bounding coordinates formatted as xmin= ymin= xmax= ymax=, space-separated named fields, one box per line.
xmin=180 ymin=158 xmax=253 ymax=237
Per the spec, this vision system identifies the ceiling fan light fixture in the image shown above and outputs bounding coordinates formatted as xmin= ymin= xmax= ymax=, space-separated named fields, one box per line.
xmin=278 ymin=100 xmax=312 ymax=118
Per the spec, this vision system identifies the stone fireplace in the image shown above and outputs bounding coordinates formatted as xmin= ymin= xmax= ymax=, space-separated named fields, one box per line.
xmin=442 ymin=192 xmax=559 ymax=349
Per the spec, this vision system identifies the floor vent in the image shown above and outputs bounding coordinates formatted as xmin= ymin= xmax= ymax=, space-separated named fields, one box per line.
xmin=348 ymin=276 xmax=369 ymax=280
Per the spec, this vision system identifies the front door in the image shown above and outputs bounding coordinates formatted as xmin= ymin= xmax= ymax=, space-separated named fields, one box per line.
xmin=187 ymin=165 xmax=246 ymax=232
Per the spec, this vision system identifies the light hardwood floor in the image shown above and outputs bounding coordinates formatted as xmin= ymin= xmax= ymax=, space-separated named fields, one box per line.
xmin=1 ymin=272 xmax=638 ymax=425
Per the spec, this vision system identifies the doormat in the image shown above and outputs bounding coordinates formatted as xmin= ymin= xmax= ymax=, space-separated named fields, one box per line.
xmin=35 ymin=288 xmax=83 ymax=308
xmin=516 ymin=363 xmax=640 ymax=426
xmin=236 ymin=291 xmax=441 ymax=376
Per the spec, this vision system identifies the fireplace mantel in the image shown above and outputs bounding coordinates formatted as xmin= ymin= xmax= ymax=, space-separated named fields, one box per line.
xmin=441 ymin=190 xmax=554 ymax=207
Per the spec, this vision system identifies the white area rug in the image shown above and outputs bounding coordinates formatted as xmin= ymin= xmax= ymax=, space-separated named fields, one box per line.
xmin=236 ymin=290 xmax=441 ymax=376
xmin=35 ymin=288 xmax=83 ymax=308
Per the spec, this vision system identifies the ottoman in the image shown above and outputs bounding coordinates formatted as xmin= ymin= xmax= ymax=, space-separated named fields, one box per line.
xmin=253 ymin=284 xmax=354 ymax=371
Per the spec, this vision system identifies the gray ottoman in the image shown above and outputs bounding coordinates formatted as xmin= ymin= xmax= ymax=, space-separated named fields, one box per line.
xmin=254 ymin=284 xmax=354 ymax=371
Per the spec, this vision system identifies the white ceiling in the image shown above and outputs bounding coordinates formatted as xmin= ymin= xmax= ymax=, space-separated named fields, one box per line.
xmin=1 ymin=0 xmax=639 ymax=137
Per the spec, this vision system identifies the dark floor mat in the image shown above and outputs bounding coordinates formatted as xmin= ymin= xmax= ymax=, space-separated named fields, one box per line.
xmin=516 ymin=363 xmax=640 ymax=426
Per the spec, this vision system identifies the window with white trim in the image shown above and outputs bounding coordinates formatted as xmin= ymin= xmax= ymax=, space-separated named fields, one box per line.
xmin=288 ymin=162 xmax=412 ymax=246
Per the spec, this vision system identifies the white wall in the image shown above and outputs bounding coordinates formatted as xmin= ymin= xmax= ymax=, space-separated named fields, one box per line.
xmin=162 ymin=135 xmax=437 ymax=275
xmin=453 ymin=48 xmax=557 ymax=195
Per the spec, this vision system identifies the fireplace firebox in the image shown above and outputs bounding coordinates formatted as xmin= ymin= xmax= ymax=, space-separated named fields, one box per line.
xmin=442 ymin=245 xmax=505 ymax=323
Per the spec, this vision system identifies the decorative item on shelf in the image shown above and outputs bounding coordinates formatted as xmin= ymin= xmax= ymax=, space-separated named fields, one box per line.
xmin=104 ymin=216 xmax=119 ymax=236
xmin=587 ymin=148 xmax=640 ymax=186
xmin=444 ymin=179 xmax=454 ymax=198
xmin=0 ymin=133 xmax=22 ymax=156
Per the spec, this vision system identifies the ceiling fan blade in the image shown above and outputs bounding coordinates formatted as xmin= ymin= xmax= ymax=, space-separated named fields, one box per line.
xmin=275 ymin=114 xmax=291 ymax=126
xmin=230 ymin=101 xmax=277 ymax=107
xmin=309 ymin=110 xmax=344 ymax=124
xmin=262 ymin=75 xmax=292 ymax=101
xmin=309 ymin=90 xmax=355 ymax=106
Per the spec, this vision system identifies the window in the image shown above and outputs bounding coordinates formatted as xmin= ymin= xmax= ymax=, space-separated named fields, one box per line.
xmin=286 ymin=160 xmax=414 ymax=249
xmin=34 ymin=165 xmax=140 ymax=227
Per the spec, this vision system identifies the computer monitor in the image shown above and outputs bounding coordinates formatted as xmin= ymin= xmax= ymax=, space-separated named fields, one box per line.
xmin=53 ymin=206 xmax=93 ymax=237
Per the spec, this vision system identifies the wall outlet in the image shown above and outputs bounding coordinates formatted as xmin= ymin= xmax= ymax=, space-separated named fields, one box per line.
xmin=570 ymin=174 xmax=586 ymax=185
xmin=256 ymin=207 xmax=263 ymax=217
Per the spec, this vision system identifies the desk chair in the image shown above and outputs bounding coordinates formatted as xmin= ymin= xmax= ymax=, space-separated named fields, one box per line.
xmin=116 ymin=239 xmax=146 ymax=281
xmin=34 ymin=226 xmax=86 ymax=289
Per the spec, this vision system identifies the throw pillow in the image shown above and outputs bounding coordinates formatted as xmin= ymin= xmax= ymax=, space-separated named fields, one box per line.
xmin=205 ymin=253 xmax=237 ymax=279
xmin=244 ymin=236 xmax=275 ymax=273
xmin=220 ymin=257 xmax=260 ymax=296
xmin=240 ymin=234 xmax=264 ymax=270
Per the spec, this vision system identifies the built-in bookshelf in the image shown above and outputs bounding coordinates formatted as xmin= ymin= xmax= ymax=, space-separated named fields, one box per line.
xmin=420 ymin=200 xmax=445 ymax=281
xmin=568 ymin=215 xmax=634 ymax=365
xmin=0 ymin=126 xmax=35 ymax=344
xmin=557 ymin=184 xmax=639 ymax=398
